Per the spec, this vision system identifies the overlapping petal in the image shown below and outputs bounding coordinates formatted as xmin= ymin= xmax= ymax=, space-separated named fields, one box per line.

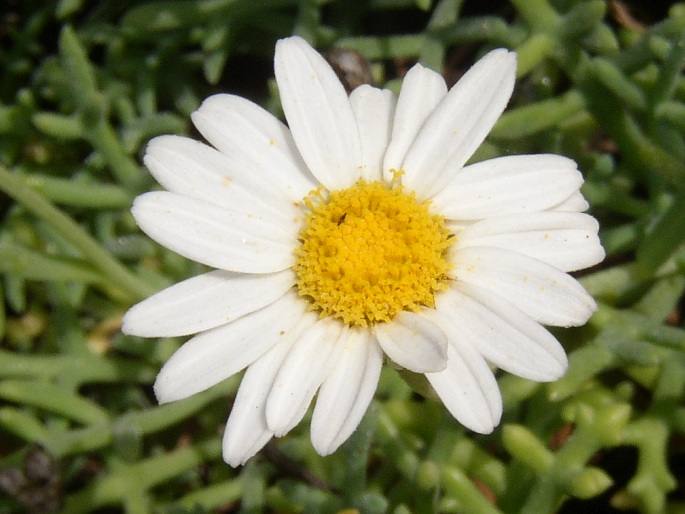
xmin=350 ymin=85 xmax=396 ymax=181
xmin=122 ymin=269 xmax=295 ymax=337
xmin=144 ymin=135 xmax=297 ymax=222
xmin=266 ymin=316 xmax=345 ymax=436
xmin=450 ymin=246 xmax=597 ymax=327
xmin=431 ymin=154 xmax=583 ymax=220
xmin=132 ymin=191 xmax=296 ymax=273
xmin=153 ymin=291 xmax=307 ymax=404
xmin=455 ymin=212 xmax=605 ymax=272
xmin=311 ymin=330 xmax=383 ymax=455
xmin=222 ymin=336 xmax=297 ymax=466
xmin=551 ymin=191 xmax=590 ymax=212
xmin=383 ymin=63 xmax=447 ymax=178
xmin=426 ymin=342 xmax=502 ymax=434
xmin=402 ymin=49 xmax=516 ymax=199
xmin=275 ymin=36 xmax=362 ymax=190
xmin=374 ymin=310 xmax=448 ymax=373
xmin=191 ymin=94 xmax=317 ymax=203
xmin=436 ymin=285 xmax=567 ymax=381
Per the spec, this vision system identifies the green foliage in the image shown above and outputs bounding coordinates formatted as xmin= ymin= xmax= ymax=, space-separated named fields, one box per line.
xmin=1 ymin=0 xmax=685 ymax=512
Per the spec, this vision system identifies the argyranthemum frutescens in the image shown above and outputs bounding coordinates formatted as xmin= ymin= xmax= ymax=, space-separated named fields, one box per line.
xmin=122 ymin=36 xmax=605 ymax=466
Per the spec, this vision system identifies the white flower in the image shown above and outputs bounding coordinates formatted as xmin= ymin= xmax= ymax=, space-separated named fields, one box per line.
xmin=122 ymin=36 xmax=605 ymax=467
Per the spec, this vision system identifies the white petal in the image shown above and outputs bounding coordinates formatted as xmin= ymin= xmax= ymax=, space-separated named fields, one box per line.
xmin=122 ymin=269 xmax=295 ymax=337
xmin=223 ymin=337 xmax=297 ymax=467
xmin=552 ymin=191 xmax=590 ymax=212
xmin=450 ymin=246 xmax=597 ymax=327
xmin=402 ymin=49 xmax=516 ymax=199
xmin=426 ymin=342 xmax=502 ymax=433
xmin=383 ymin=63 xmax=447 ymax=177
xmin=144 ymin=135 xmax=298 ymax=222
xmin=153 ymin=291 xmax=306 ymax=403
xmin=266 ymin=316 xmax=344 ymax=436
xmin=349 ymin=85 xmax=396 ymax=182
xmin=374 ymin=310 xmax=448 ymax=373
xmin=275 ymin=36 xmax=362 ymax=190
xmin=431 ymin=154 xmax=583 ymax=220
xmin=455 ymin=212 xmax=605 ymax=272
xmin=310 ymin=330 xmax=383 ymax=455
xmin=131 ymin=191 xmax=296 ymax=273
xmin=446 ymin=219 xmax=478 ymax=234
xmin=191 ymin=94 xmax=317 ymax=203
xmin=436 ymin=285 xmax=567 ymax=381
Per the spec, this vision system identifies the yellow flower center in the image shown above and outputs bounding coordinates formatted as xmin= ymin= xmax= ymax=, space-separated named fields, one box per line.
xmin=294 ymin=177 xmax=453 ymax=327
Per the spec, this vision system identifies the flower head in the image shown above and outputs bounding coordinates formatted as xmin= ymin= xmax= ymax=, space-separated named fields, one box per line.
xmin=123 ymin=36 xmax=604 ymax=466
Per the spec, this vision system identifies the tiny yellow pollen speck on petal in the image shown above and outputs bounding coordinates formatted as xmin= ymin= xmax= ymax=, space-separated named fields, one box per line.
xmin=294 ymin=179 xmax=453 ymax=327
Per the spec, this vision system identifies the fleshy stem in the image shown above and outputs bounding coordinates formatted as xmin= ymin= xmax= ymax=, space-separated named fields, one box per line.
xmin=0 ymin=164 xmax=156 ymax=302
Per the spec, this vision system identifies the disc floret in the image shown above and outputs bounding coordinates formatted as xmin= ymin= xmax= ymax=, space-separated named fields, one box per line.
xmin=294 ymin=178 xmax=453 ymax=327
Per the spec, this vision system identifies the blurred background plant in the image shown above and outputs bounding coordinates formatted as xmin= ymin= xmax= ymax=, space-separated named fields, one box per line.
xmin=1 ymin=0 xmax=685 ymax=512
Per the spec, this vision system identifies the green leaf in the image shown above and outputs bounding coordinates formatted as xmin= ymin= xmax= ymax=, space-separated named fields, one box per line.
xmin=22 ymin=174 xmax=133 ymax=209
xmin=590 ymin=57 xmax=647 ymax=111
xmin=0 ymin=380 xmax=110 ymax=425
xmin=559 ymin=0 xmax=606 ymax=39
xmin=490 ymin=91 xmax=585 ymax=139
xmin=637 ymin=192 xmax=685 ymax=275
xmin=0 ymin=242 xmax=103 ymax=284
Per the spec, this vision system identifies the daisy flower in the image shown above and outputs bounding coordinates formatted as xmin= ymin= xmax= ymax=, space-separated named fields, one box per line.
xmin=122 ymin=36 xmax=604 ymax=466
